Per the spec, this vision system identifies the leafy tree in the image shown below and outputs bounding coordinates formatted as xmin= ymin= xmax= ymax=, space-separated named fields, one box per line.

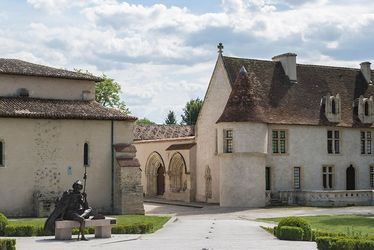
xmin=95 ymin=74 xmax=130 ymax=114
xmin=165 ymin=110 xmax=177 ymax=124
xmin=136 ymin=117 xmax=156 ymax=125
xmin=181 ymin=98 xmax=203 ymax=125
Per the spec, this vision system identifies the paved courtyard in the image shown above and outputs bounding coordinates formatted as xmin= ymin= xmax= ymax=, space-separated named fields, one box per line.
xmin=14 ymin=203 xmax=374 ymax=250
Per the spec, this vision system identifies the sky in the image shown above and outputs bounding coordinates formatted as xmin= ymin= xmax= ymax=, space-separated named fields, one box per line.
xmin=1 ymin=0 xmax=374 ymax=123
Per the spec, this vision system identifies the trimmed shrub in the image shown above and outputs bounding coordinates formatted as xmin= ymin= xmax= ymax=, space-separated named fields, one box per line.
xmin=112 ymin=223 xmax=153 ymax=234
xmin=0 ymin=213 xmax=8 ymax=236
xmin=278 ymin=226 xmax=304 ymax=241
xmin=334 ymin=238 xmax=356 ymax=250
xmin=278 ymin=216 xmax=312 ymax=241
xmin=316 ymin=237 xmax=336 ymax=250
xmin=273 ymin=226 xmax=278 ymax=237
xmin=312 ymin=230 xmax=346 ymax=241
xmin=4 ymin=225 xmax=33 ymax=237
xmin=0 ymin=238 xmax=16 ymax=250
xmin=356 ymin=240 xmax=374 ymax=250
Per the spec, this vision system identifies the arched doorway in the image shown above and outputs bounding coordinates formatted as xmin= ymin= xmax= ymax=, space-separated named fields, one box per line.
xmin=169 ymin=153 xmax=187 ymax=193
xmin=346 ymin=165 xmax=355 ymax=190
xmin=156 ymin=165 xmax=165 ymax=195
xmin=145 ymin=152 xmax=165 ymax=197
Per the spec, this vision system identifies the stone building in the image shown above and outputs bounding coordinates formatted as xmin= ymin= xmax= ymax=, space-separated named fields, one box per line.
xmin=135 ymin=47 xmax=374 ymax=207
xmin=0 ymin=59 xmax=144 ymax=217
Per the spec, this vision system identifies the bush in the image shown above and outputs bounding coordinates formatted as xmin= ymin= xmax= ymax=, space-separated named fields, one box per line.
xmin=112 ymin=223 xmax=153 ymax=234
xmin=312 ymin=230 xmax=346 ymax=241
xmin=277 ymin=216 xmax=312 ymax=241
xmin=316 ymin=237 xmax=374 ymax=250
xmin=0 ymin=238 xmax=16 ymax=250
xmin=4 ymin=225 xmax=33 ymax=237
xmin=278 ymin=226 xmax=304 ymax=241
xmin=0 ymin=213 xmax=8 ymax=236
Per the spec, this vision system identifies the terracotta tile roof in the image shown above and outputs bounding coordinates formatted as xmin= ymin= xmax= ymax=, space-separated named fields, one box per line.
xmin=133 ymin=125 xmax=195 ymax=141
xmin=0 ymin=58 xmax=102 ymax=81
xmin=217 ymin=56 xmax=374 ymax=127
xmin=0 ymin=97 xmax=136 ymax=121
xmin=166 ymin=143 xmax=196 ymax=151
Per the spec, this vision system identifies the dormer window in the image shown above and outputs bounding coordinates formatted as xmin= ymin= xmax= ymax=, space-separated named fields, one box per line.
xmin=358 ymin=95 xmax=374 ymax=124
xmin=322 ymin=93 xmax=341 ymax=123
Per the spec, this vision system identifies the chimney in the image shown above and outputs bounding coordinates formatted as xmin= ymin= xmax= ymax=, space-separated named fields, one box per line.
xmin=360 ymin=61 xmax=372 ymax=84
xmin=272 ymin=53 xmax=297 ymax=82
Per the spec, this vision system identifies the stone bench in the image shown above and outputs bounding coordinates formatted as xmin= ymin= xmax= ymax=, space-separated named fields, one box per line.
xmin=55 ymin=217 xmax=116 ymax=240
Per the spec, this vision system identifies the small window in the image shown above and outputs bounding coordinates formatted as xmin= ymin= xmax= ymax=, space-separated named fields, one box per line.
xmin=365 ymin=101 xmax=369 ymax=116
xmin=331 ymin=99 xmax=336 ymax=114
xmin=83 ymin=143 xmax=89 ymax=166
xmin=265 ymin=167 xmax=271 ymax=191
xmin=215 ymin=129 xmax=218 ymax=154
xmin=370 ymin=166 xmax=374 ymax=188
xmin=272 ymin=130 xmax=287 ymax=154
xmin=361 ymin=131 xmax=372 ymax=155
xmin=294 ymin=167 xmax=301 ymax=190
xmin=224 ymin=130 xmax=233 ymax=153
xmin=322 ymin=166 xmax=334 ymax=189
xmin=0 ymin=141 xmax=3 ymax=166
xmin=327 ymin=130 xmax=340 ymax=154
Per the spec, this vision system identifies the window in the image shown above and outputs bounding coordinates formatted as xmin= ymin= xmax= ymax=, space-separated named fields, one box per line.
xmin=370 ymin=166 xmax=374 ymax=188
xmin=322 ymin=166 xmax=334 ymax=189
xmin=327 ymin=130 xmax=340 ymax=154
xmin=83 ymin=143 xmax=89 ymax=166
xmin=0 ymin=141 xmax=3 ymax=166
xmin=224 ymin=130 xmax=233 ymax=153
xmin=294 ymin=167 xmax=301 ymax=190
xmin=365 ymin=101 xmax=369 ymax=116
xmin=361 ymin=131 xmax=372 ymax=155
xmin=215 ymin=129 xmax=218 ymax=154
xmin=331 ymin=99 xmax=336 ymax=114
xmin=265 ymin=167 xmax=271 ymax=191
xmin=272 ymin=130 xmax=287 ymax=154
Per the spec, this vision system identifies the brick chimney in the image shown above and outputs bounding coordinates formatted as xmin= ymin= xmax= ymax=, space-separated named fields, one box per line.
xmin=360 ymin=61 xmax=372 ymax=84
xmin=272 ymin=53 xmax=297 ymax=82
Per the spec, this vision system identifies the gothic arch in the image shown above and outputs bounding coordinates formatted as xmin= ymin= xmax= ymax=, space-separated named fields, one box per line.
xmin=145 ymin=152 xmax=165 ymax=196
xmin=168 ymin=153 xmax=187 ymax=192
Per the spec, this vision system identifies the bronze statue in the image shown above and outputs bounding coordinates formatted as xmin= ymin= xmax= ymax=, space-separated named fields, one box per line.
xmin=44 ymin=180 xmax=94 ymax=240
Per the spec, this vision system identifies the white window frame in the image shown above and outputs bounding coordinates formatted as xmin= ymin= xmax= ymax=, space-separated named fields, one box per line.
xmin=361 ymin=131 xmax=372 ymax=155
xmin=370 ymin=165 xmax=374 ymax=188
xmin=272 ymin=130 xmax=288 ymax=155
xmin=322 ymin=165 xmax=334 ymax=189
xmin=223 ymin=129 xmax=233 ymax=153
xmin=327 ymin=130 xmax=340 ymax=154
xmin=293 ymin=167 xmax=301 ymax=190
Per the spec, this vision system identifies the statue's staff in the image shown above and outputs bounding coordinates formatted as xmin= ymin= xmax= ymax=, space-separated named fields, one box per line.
xmin=83 ymin=165 xmax=88 ymax=202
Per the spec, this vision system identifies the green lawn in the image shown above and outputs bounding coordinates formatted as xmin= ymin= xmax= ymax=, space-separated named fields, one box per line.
xmin=258 ymin=214 xmax=374 ymax=236
xmin=8 ymin=215 xmax=170 ymax=234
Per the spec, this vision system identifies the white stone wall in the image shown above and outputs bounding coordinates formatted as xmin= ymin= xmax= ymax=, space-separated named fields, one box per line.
xmin=217 ymin=122 xmax=267 ymax=207
xmin=0 ymin=118 xmax=133 ymax=217
xmin=0 ymin=75 xmax=95 ymax=100
xmin=195 ymin=55 xmax=232 ymax=203
xmin=267 ymin=124 xmax=374 ymax=192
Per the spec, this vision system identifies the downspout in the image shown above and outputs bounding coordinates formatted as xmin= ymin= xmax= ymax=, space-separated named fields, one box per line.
xmin=111 ymin=120 xmax=114 ymax=214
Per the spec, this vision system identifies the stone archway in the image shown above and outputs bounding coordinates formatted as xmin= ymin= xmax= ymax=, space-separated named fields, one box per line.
xmin=168 ymin=153 xmax=187 ymax=193
xmin=346 ymin=165 xmax=355 ymax=190
xmin=145 ymin=152 xmax=165 ymax=197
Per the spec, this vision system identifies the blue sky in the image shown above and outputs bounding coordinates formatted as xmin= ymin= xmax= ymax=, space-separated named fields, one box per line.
xmin=1 ymin=0 xmax=374 ymax=123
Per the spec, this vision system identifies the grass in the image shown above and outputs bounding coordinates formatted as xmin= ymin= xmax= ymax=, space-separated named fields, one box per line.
xmin=258 ymin=214 xmax=374 ymax=236
xmin=8 ymin=215 xmax=170 ymax=234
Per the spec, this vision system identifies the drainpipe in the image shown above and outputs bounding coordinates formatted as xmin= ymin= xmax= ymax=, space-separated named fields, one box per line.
xmin=111 ymin=120 xmax=114 ymax=214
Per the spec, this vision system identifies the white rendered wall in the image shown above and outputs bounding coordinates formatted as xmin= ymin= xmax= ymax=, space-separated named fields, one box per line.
xmin=0 ymin=75 xmax=95 ymax=100
xmin=218 ymin=122 xmax=267 ymax=207
xmin=195 ymin=55 xmax=232 ymax=203
xmin=0 ymin=118 xmax=132 ymax=217
xmin=267 ymin=125 xmax=374 ymax=192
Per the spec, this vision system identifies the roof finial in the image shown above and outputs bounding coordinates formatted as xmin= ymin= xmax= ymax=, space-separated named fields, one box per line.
xmin=239 ymin=65 xmax=247 ymax=75
xmin=217 ymin=43 xmax=224 ymax=54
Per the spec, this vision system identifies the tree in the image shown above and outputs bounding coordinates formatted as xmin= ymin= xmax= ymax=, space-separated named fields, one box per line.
xmin=136 ymin=117 xmax=155 ymax=125
xmin=95 ymin=74 xmax=130 ymax=114
xmin=181 ymin=98 xmax=203 ymax=125
xmin=165 ymin=110 xmax=177 ymax=124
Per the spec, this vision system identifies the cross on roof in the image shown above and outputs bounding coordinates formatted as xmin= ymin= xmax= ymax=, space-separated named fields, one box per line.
xmin=217 ymin=43 xmax=224 ymax=54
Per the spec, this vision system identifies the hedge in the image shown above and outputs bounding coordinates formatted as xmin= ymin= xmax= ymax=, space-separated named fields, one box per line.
xmin=0 ymin=213 xmax=8 ymax=236
xmin=311 ymin=230 xmax=346 ymax=241
xmin=277 ymin=216 xmax=312 ymax=241
xmin=4 ymin=225 xmax=33 ymax=237
xmin=316 ymin=236 xmax=374 ymax=250
xmin=277 ymin=226 xmax=304 ymax=241
xmin=0 ymin=239 xmax=16 ymax=250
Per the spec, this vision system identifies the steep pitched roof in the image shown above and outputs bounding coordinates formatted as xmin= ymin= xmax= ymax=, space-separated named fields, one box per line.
xmin=0 ymin=58 xmax=102 ymax=81
xmin=134 ymin=125 xmax=195 ymax=141
xmin=0 ymin=97 xmax=136 ymax=121
xmin=218 ymin=56 xmax=374 ymax=127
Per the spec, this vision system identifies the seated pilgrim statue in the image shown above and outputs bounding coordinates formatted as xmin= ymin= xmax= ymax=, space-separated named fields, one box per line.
xmin=44 ymin=180 xmax=103 ymax=240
